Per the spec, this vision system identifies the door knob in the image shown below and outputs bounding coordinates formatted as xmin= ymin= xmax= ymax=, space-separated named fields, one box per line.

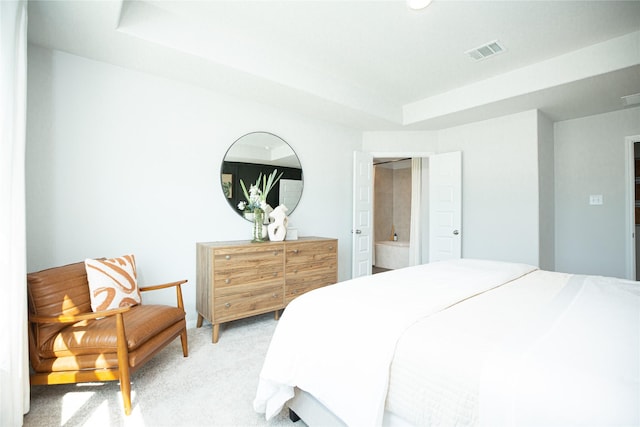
xmin=352 ymin=229 xmax=362 ymax=234
xmin=453 ymin=230 xmax=459 ymax=235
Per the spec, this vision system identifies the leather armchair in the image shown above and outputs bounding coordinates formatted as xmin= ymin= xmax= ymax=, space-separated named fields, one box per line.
xmin=27 ymin=261 xmax=188 ymax=415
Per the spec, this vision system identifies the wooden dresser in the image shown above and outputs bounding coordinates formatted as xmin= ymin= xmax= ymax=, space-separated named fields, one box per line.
xmin=196 ymin=237 xmax=337 ymax=343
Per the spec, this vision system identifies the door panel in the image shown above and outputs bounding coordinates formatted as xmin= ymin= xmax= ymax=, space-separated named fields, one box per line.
xmin=352 ymin=151 xmax=373 ymax=278
xmin=429 ymin=151 xmax=462 ymax=262
xmin=279 ymin=179 xmax=303 ymax=210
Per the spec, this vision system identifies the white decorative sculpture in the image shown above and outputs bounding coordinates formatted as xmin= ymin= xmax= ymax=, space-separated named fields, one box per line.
xmin=267 ymin=205 xmax=288 ymax=242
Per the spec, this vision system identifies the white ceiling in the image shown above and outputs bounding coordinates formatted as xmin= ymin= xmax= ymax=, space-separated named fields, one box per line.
xmin=27 ymin=0 xmax=640 ymax=131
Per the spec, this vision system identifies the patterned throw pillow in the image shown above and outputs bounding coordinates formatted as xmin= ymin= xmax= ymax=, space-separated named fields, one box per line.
xmin=85 ymin=254 xmax=142 ymax=312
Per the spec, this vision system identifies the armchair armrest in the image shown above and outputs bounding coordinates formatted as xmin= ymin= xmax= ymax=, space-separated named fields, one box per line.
xmin=139 ymin=279 xmax=187 ymax=310
xmin=139 ymin=279 xmax=187 ymax=292
xmin=29 ymin=306 xmax=131 ymax=325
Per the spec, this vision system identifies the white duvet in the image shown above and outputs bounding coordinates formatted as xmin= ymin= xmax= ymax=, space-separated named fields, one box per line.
xmin=385 ymin=269 xmax=572 ymax=425
xmin=383 ymin=269 xmax=640 ymax=426
xmin=479 ymin=274 xmax=640 ymax=426
xmin=253 ymin=259 xmax=536 ymax=426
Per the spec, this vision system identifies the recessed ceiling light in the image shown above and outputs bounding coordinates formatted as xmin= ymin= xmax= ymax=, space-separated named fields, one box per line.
xmin=407 ymin=0 xmax=433 ymax=10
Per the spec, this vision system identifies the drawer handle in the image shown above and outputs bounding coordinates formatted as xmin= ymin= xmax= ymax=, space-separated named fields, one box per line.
xmin=273 ymin=272 xmax=278 ymax=277
xmin=272 ymin=293 xmax=278 ymax=298
xmin=224 ymin=303 xmax=231 ymax=308
xmin=225 ymin=255 xmax=231 ymax=260
xmin=293 ymin=269 xmax=298 ymax=274
xmin=293 ymin=249 xmax=299 ymax=254
xmin=225 ymin=279 xmax=230 ymax=284
xmin=329 ymin=246 xmax=334 ymax=250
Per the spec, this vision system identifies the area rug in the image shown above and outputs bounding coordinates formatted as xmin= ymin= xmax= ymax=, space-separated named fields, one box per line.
xmin=23 ymin=313 xmax=295 ymax=427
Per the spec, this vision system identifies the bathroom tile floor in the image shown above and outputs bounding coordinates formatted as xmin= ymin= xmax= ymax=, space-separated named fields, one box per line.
xmin=373 ymin=266 xmax=391 ymax=274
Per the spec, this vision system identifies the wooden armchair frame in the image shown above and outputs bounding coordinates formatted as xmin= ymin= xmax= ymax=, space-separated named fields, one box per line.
xmin=28 ymin=275 xmax=188 ymax=416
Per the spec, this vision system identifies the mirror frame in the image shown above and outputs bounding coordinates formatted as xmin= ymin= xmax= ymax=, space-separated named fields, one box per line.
xmin=220 ymin=132 xmax=303 ymax=221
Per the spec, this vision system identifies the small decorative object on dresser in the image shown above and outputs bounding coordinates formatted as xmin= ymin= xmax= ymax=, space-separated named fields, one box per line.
xmin=196 ymin=237 xmax=337 ymax=343
xmin=267 ymin=204 xmax=288 ymax=242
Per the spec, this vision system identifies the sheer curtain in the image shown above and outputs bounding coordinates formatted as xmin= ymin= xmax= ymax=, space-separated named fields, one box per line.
xmin=0 ymin=0 xmax=30 ymax=424
xmin=409 ymin=158 xmax=422 ymax=266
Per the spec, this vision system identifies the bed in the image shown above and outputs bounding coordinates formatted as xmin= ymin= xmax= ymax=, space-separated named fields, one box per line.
xmin=253 ymin=259 xmax=640 ymax=426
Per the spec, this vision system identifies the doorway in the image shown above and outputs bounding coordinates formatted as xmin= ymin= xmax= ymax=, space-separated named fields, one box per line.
xmin=352 ymin=150 xmax=461 ymax=278
xmin=625 ymin=135 xmax=640 ymax=280
xmin=635 ymin=142 xmax=640 ymax=281
xmin=626 ymin=136 xmax=640 ymax=280
xmin=372 ymin=157 xmax=412 ymax=273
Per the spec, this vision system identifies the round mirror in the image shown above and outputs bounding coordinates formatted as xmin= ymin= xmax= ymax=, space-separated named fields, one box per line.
xmin=221 ymin=132 xmax=303 ymax=221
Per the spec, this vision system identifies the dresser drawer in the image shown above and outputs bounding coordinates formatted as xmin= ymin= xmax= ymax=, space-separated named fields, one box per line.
xmin=214 ymin=267 xmax=282 ymax=289
xmin=285 ymin=272 xmax=336 ymax=304
xmin=286 ymin=261 xmax=336 ymax=277
xmin=214 ymin=284 xmax=283 ymax=323
xmin=285 ymin=241 xmax=337 ymax=266
xmin=214 ymin=246 xmax=283 ymax=287
xmin=214 ymin=246 xmax=283 ymax=270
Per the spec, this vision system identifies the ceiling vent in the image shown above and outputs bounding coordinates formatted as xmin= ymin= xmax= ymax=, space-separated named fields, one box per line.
xmin=466 ymin=40 xmax=506 ymax=61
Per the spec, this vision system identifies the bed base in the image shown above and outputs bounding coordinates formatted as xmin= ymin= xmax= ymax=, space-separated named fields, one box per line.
xmin=288 ymin=388 xmax=347 ymax=426
xmin=288 ymin=388 xmax=414 ymax=427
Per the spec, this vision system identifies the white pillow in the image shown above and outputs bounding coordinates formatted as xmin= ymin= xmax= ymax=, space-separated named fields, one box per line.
xmin=85 ymin=254 xmax=141 ymax=312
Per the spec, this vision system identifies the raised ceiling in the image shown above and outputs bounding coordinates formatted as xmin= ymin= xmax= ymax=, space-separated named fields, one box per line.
xmin=27 ymin=0 xmax=640 ymax=130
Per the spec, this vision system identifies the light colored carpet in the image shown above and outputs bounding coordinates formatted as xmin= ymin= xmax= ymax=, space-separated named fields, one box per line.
xmin=23 ymin=313 xmax=297 ymax=427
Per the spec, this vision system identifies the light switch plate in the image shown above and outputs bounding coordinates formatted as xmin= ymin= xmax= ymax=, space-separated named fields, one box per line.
xmin=589 ymin=194 xmax=603 ymax=205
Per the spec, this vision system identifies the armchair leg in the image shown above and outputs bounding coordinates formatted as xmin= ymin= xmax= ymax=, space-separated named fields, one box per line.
xmin=120 ymin=369 xmax=132 ymax=416
xmin=115 ymin=313 xmax=133 ymax=415
xmin=180 ymin=328 xmax=189 ymax=357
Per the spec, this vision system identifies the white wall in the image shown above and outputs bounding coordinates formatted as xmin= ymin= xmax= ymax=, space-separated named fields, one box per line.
xmin=26 ymin=45 xmax=360 ymax=327
xmin=437 ymin=110 xmax=540 ymax=266
xmin=554 ymin=106 xmax=640 ymax=278
xmin=362 ymin=131 xmax=437 ymax=154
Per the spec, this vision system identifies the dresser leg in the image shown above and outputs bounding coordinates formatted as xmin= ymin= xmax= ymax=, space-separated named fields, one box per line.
xmin=212 ymin=324 xmax=220 ymax=343
xmin=274 ymin=310 xmax=281 ymax=320
xmin=196 ymin=314 xmax=204 ymax=328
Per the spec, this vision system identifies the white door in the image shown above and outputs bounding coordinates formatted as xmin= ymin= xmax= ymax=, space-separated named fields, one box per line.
xmin=352 ymin=151 xmax=373 ymax=278
xmin=279 ymin=179 xmax=303 ymax=210
xmin=429 ymin=151 xmax=462 ymax=262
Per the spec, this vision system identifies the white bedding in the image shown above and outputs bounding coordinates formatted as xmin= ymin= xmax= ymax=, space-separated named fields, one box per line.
xmin=255 ymin=260 xmax=640 ymax=426
xmin=389 ymin=270 xmax=640 ymax=426
xmin=479 ymin=274 xmax=640 ymax=426
xmin=385 ymin=269 xmax=571 ymax=425
xmin=253 ymin=259 xmax=536 ymax=426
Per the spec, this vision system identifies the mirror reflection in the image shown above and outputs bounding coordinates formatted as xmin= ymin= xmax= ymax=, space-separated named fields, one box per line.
xmin=221 ymin=132 xmax=303 ymax=220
